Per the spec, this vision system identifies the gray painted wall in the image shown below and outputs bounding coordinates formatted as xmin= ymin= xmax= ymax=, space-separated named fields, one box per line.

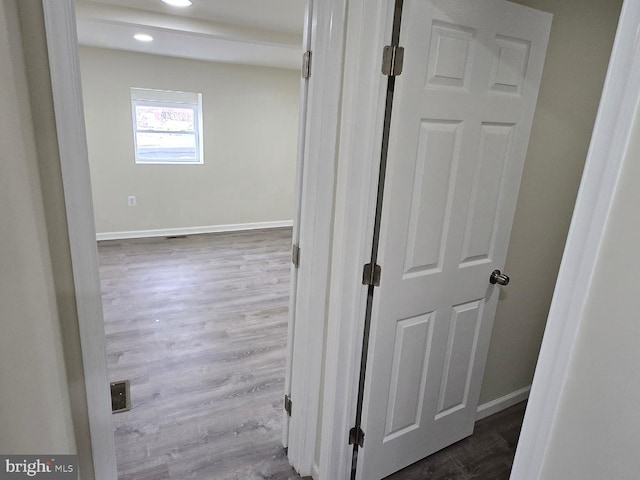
xmin=480 ymin=0 xmax=622 ymax=403
xmin=79 ymin=47 xmax=299 ymax=235
xmin=0 ymin=0 xmax=81 ymax=462
xmin=539 ymin=91 xmax=640 ymax=480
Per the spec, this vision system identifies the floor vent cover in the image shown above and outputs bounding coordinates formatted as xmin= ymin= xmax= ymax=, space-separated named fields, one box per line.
xmin=110 ymin=380 xmax=131 ymax=413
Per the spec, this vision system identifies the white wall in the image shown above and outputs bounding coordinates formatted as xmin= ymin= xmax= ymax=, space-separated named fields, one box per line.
xmin=536 ymin=97 xmax=640 ymax=480
xmin=0 ymin=0 xmax=79 ymax=457
xmin=78 ymin=46 xmax=299 ymax=236
xmin=479 ymin=0 xmax=622 ymax=403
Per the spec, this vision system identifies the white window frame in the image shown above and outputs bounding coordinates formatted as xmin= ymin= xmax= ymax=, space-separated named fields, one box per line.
xmin=130 ymin=87 xmax=204 ymax=165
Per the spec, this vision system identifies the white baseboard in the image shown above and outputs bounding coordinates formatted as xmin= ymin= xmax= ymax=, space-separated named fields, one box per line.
xmin=476 ymin=385 xmax=531 ymax=421
xmin=96 ymin=220 xmax=294 ymax=241
xmin=311 ymin=463 xmax=320 ymax=480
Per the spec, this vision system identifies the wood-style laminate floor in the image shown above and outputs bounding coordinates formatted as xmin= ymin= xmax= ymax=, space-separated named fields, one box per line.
xmin=388 ymin=402 xmax=527 ymax=480
xmin=98 ymin=228 xmax=302 ymax=480
xmin=99 ymin=228 xmax=527 ymax=480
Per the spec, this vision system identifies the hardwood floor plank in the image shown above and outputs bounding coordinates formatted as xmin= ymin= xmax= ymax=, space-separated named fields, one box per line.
xmin=386 ymin=402 xmax=527 ymax=480
xmin=100 ymin=227 xmax=527 ymax=480
xmin=98 ymin=228 xmax=301 ymax=480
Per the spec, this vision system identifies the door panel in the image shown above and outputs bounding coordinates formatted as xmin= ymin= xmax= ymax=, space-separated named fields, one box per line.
xmin=436 ymin=299 xmax=484 ymax=417
xmin=358 ymin=1 xmax=551 ymax=478
xmin=403 ymin=120 xmax=461 ymax=276
xmin=460 ymin=122 xmax=514 ymax=264
xmin=384 ymin=312 xmax=435 ymax=438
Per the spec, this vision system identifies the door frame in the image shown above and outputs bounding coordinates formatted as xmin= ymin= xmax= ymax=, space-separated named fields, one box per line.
xmin=317 ymin=0 xmax=633 ymax=479
xmin=42 ymin=3 xmax=117 ymax=479
xmin=285 ymin=0 xmax=350 ymax=476
xmin=318 ymin=1 xmax=397 ymax=479
xmin=41 ymin=0 xmax=346 ymax=478
xmin=282 ymin=0 xmax=313 ymax=451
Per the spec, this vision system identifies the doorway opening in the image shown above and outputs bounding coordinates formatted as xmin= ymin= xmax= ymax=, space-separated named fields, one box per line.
xmin=74 ymin=1 xmax=308 ymax=478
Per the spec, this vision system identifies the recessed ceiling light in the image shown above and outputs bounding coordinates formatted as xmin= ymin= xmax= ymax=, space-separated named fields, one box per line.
xmin=161 ymin=0 xmax=193 ymax=7
xmin=133 ymin=33 xmax=154 ymax=42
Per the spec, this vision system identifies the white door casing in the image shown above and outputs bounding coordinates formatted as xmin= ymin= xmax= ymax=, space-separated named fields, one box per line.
xmin=288 ymin=0 xmax=350 ymax=475
xmin=283 ymin=0 xmax=314 ymax=450
xmin=357 ymin=1 xmax=551 ymax=478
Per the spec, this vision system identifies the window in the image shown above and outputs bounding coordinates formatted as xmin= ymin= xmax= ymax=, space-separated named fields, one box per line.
xmin=130 ymin=88 xmax=203 ymax=164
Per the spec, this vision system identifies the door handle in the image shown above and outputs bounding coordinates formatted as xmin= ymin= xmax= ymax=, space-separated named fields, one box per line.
xmin=489 ymin=269 xmax=510 ymax=286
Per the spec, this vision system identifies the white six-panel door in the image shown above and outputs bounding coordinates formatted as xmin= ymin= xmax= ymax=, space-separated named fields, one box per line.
xmin=357 ymin=1 xmax=551 ymax=478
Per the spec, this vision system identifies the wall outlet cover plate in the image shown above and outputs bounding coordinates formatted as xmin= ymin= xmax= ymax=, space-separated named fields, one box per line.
xmin=110 ymin=380 xmax=131 ymax=413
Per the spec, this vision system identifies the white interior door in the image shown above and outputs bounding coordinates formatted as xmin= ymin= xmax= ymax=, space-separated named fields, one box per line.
xmin=358 ymin=1 xmax=551 ymax=478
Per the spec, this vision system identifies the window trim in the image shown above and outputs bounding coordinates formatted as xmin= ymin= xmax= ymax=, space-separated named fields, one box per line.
xmin=130 ymin=88 xmax=204 ymax=165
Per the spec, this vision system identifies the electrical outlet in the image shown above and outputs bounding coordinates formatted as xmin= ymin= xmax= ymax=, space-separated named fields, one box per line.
xmin=127 ymin=196 xmax=136 ymax=206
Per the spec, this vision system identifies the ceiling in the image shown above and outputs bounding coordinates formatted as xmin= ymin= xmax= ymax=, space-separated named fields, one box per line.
xmin=75 ymin=0 xmax=306 ymax=70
